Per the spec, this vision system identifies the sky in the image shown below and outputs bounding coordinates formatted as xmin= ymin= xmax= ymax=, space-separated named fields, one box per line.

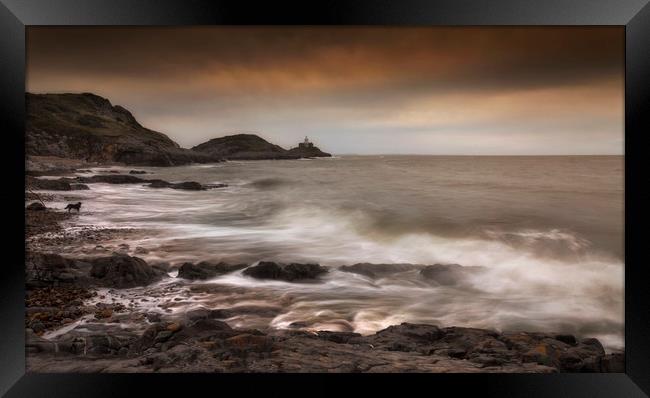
xmin=26 ymin=27 xmax=624 ymax=155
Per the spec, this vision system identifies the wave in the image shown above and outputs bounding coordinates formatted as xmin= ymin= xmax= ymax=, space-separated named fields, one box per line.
xmin=53 ymin=176 xmax=623 ymax=350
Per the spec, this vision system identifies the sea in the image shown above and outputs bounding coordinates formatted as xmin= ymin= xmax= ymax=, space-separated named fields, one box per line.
xmin=44 ymin=155 xmax=625 ymax=350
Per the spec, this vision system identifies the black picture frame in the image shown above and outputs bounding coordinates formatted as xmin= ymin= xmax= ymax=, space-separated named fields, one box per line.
xmin=1 ymin=1 xmax=649 ymax=396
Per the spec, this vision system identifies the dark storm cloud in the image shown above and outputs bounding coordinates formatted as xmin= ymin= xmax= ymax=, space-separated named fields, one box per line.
xmin=26 ymin=27 xmax=623 ymax=154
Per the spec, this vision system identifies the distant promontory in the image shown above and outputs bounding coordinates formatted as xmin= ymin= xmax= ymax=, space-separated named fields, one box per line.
xmin=192 ymin=134 xmax=331 ymax=160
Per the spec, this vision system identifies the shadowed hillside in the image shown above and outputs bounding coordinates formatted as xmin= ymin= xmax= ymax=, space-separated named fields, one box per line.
xmin=26 ymin=93 xmax=218 ymax=166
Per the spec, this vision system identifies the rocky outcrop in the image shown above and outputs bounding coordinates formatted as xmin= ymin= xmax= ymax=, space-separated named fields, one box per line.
xmin=191 ymin=133 xmax=331 ymax=160
xmin=89 ymin=253 xmax=165 ymax=288
xmin=26 ymin=93 xmax=219 ymax=166
xmin=243 ymin=261 xmax=328 ymax=282
xmin=176 ymin=261 xmax=248 ymax=280
xmin=27 ymin=252 xmax=165 ymax=289
xmin=25 ymin=320 xmax=623 ymax=373
xmin=26 ymin=252 xmax=91 ymax=289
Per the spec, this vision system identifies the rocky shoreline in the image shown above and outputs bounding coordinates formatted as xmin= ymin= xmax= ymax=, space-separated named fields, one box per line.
xmin=24 ymin=162 xmax=625 ymax=373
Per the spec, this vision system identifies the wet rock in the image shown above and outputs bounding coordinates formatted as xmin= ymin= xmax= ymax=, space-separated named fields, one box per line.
xmin=184 ymin=308 xmax=213 ymax=323
xmin=145 ymin=313 xmax=162 ymax=323
xmin=176 ymin=261 xmax=247 ymax=280
xmin=76 ymin=174 xmax=146 ymax=184
xmin=243 ymin=261 xmax=328 ymax=282
xmin=167 ymin=319 xmax=236 ymax=346
xmin=224 ymin=334 xmax=275 ymax=354
xmin=89 ymin=253 xmax=164 ymax=288
xmin=499 ymin=332 xmax=608 ymax=372
xmin=94 ymin=308 xmax=113 ymax=319
xmin=419 ymin=263 xmax=482 ymax=286
xmin=186 ymin=318 xmax=232 ymax=332
xmin=129 ymin=170 xmax=147 ymax=174
xmin=146 ymin=180 xmax=204 ymax=190
xmin=26 ymin=252 xmax=90 ymax=288
xmin=25 ymin=286 xmax=95 ymax=333
xmin=26 ymin=176 xmax=72 ymax=191
xmin=166 ymin=322 xmax=183 ymax=333
xmin=26 ymin=201 xmax=47 ymax=211
xmin=316 ymin=331 xmax=362 ymax=344
xmin=86 ymin=334 xmax=125 ymax=356
xmin=601 ymin=352 xmax=625 ymax=372
xmin=554 ymin=334 xmax=577 ymax=345
xmin=339 ymin=263 xmax=419 ymax=278
xmin=155 ymin=331 xmax=173 ymax=343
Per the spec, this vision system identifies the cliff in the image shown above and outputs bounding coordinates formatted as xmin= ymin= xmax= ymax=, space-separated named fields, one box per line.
xmin=26 ymin=93 xmax=218 ymax=166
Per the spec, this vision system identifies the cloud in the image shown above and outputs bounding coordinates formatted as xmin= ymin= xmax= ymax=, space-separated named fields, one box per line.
xmin=26 ymin=26 xmax=623 ymax=154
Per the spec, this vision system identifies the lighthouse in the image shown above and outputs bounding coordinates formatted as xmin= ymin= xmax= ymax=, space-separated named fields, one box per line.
xmin=298 ymin=136 xmax=314 ymax=149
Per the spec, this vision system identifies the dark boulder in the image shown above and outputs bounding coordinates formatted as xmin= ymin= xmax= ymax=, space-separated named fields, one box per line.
xmin=168 ymin=181 xmax=203 ymax=191
xmin=554 ymin=334 xmax=577 ymax=345
xmin=129 ymin=170 xmax=147 ymax=174
xmin=26 ymin=202 xmax=47 ymax=211
xmin=89 ymin=253 xmax=164 ymax=288
xmin=177 ymin=261 xmax=247 ymax=280
xmin=242 ymin=261 xmax=328 ymax=282
xmin=26 ymin=252 xmax=90 ymax=288
xmin=147 ymin=180 xmax=204 ymax=190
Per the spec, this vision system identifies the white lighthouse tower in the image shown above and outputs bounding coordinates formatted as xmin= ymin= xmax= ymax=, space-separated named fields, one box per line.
xmin=299 ymin=136 xmax=314 ymax=149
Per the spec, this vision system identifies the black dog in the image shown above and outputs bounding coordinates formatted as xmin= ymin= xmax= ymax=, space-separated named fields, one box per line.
xmin=65 ymin=202 xmax=82 ymax=212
